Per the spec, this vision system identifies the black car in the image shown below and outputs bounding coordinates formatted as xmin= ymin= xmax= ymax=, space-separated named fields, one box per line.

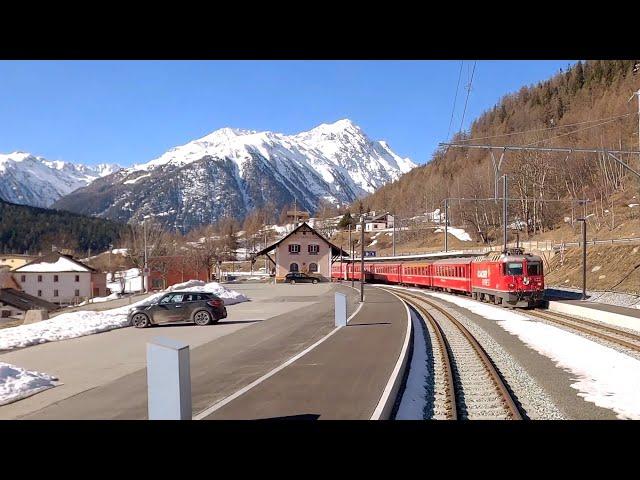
xmin=284 ymin=272 xmax=319 ymax=284
xmin=127 ymin=291 xmax=227 ymax=328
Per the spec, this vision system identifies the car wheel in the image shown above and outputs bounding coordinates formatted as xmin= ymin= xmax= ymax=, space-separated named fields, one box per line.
xmin=290 ymin=279 xmax=296 ymax=285
xmin=312 ymin=279 xmax=318 ymax=284
xmin=194 ymin=310 xmax=212 ymax=326
xmin=131 ymin=313 xmax=150 ymax=328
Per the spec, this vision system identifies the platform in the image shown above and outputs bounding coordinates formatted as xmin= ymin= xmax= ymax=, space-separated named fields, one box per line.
xmin=544 ymin=298 xmax=640 ymax=333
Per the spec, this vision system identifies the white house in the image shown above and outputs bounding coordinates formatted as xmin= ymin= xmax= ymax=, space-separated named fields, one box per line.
xmin=14 ymin=252 xmax=108 ymax=305
xmin=355 ymin=212 xmax=395 ymax=232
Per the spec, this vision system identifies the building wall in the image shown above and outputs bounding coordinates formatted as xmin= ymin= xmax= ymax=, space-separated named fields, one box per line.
xmin=275 ymin=229 xmax=331 ymax=280
xmin=15 ymin=272 xmax=93 ymax=304
xmin=147 ymin=256 xmax=210 ymax=291
xmin=0 ymin=256 xmax=35 ymax=271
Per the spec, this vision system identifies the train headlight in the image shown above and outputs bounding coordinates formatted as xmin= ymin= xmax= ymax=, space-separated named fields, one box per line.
xmin=508 ymin=283 xmax=515 ymax=289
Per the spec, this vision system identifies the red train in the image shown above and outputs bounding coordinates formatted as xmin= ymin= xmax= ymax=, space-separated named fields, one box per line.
xmin=331 ymin=248 xmax=544 ymax=308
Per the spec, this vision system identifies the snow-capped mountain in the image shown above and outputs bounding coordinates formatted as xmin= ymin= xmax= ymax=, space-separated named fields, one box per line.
xmin=0 ymin=151 xmax=120 ymax=208
xmin=53 ymin=119 xmax=416 ymax=231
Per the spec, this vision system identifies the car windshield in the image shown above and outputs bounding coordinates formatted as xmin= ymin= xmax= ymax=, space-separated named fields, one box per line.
xmin=506 ymin=262 xmax=523 ymax=275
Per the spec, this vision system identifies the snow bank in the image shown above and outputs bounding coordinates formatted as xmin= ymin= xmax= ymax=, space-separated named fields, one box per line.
xmin=0 ymin=281 xmax=248 ymax=351
xmin=434 ymin=227 xmax=472 ymax=241
xmin=410 ymin=289 xmax=640 ymax=419
xmin=0 ymin=362 xmax=59 ymax=406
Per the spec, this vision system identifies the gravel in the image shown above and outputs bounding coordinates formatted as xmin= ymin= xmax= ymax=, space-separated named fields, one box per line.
xmin=404 ymin=290 xmax=566 ymax=420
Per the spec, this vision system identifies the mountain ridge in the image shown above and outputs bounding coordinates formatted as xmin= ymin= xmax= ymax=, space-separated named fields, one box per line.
xmin=52 ymin=119 xmax=416 ymax=231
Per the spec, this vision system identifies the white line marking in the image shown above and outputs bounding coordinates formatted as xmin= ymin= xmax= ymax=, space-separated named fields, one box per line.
xmin=370 ymin=287 xmax=413 ymax=420
xmin=193 ymin=286 xmax=363 ymax=420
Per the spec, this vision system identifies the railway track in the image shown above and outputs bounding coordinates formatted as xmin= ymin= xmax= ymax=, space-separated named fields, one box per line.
xmin=385 ymin=287 xmax=523 ymax=420
xmin=527 ymin=309 xmax=640 ymax=353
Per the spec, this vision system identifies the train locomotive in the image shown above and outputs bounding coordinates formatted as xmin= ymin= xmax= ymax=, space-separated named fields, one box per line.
xmin=331 ymin=248 xmax=544 ymax=308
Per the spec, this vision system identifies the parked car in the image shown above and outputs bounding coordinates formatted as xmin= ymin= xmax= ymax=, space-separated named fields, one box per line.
xmin=127 ymin=291 xmax=227 ymax=328
xmin=284 ymin=272 xmax=319 ymax=284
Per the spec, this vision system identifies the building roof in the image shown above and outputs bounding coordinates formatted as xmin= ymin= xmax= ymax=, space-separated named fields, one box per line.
xmin=14 ymin=251 xmax=97 ymax=273
xmin=0 ymin=288 xmax=60 ymax=312
xmin=253 ymin=222 xmax=348 ymax=257
xmin=370 ymin=211 xmax=391 ymax=222
xmin=0 ymin=270 xmax=20 ymax=290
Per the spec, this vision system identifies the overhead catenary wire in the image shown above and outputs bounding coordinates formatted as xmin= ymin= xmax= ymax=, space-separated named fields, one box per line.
xmin=458 ymin=60 xmax=477 ymax=135
xmin=454 ymin=112 xmax=632 ymax=145
xmin=446 ymin=61 xmax=464 ymax=140
xmin=523 ymin=114 xmax=633 ymax=147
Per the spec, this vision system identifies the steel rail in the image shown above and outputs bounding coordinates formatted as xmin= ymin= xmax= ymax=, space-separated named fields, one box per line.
xmin=389 ymin=288 xmax=523 ymax=420
xmin=391 ymin=290 xmax=457 ymax=420
xmin=528 ymin=309 xmax=640 ymax=352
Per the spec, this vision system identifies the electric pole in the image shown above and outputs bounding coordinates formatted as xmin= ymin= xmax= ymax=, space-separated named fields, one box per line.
xmin=503 ymin=174 xmax=508 ymax=253
xmin=360 ymin=214 xmax=365 ymax=302
xmin=143 ymin=219 xmax=148 ymax=294
xmin=392 ymin=215 xmax=396 ymax=256
xmin=348 ymin=223 xmax=353 ymax=285
xmin=444 ymin=198 xmax=449 ymax=252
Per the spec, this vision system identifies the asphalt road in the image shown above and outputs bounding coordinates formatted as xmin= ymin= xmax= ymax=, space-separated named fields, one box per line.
xmin=0 ymin=283 xmax=361 ymax=419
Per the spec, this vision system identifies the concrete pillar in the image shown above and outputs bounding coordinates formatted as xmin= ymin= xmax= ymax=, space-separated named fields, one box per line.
xmin=335 ymin=292 xmax=347 ymax=327
xmin=24 ymin=309 xmax=49 ymax=324
xmin=147 ymin=337 xmax=191 ymax=420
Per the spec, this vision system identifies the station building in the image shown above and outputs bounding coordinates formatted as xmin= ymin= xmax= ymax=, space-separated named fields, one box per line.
xmin=253 ymin=222 xmax=347 ymax=282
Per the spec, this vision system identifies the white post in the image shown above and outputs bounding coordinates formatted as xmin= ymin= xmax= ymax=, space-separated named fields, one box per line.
xmin=335 ymin=292 xmax=347 ymax=327
xmin=147 ymin=337 xmax=191 ymax=420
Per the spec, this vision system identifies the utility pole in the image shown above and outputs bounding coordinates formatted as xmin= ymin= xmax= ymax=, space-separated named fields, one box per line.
xmin=578 ymin=217 xmax=587 ymax=300
xmin=444 ymin=198 xmax=449 ymax=252
xmin=629 ymin=89 xmax=640 ymax=156
xmin=392 ymin=215 xmax=396 ymax=256
xmin=143 ymin=219 xmax=148 ymax=294
xmin=348 ymin=223 xmax=353 ymax=286
xmin=360 ymin=214 xmax=365 ymax=302
xmin=503 ymin=174 xmax=508 ymax=253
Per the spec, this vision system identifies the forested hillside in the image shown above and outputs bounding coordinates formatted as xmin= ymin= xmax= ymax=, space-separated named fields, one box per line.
xmin=0 ymin=199 xmax=127 ymax=255
xmin=360 ymin=60 xmax=640 ymax=244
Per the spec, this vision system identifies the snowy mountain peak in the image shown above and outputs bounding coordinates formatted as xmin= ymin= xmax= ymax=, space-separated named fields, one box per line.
xmin=0 ymin=151 xmax=121 ymax=208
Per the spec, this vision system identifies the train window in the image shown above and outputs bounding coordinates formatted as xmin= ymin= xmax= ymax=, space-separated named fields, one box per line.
xmin=527 ymin=262 xmax=542 ymax=276
xmin=506 ymin=262 xmax=524 ymax=275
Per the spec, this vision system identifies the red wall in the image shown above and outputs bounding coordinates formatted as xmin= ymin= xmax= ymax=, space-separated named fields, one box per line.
xmin=148 ymin=256 xmax=210 ymax=290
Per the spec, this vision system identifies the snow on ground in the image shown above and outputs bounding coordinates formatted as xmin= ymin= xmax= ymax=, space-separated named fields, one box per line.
xmin=434 ymin=226 xmax=472 ymax=241
xmin=407 ymin=289 xmax=640 ymax=419
xmin=548 ymin=286 xmax=640 ymax=309
xmin=78 ymin=292 xmax=121 ymax=306
xmin=395 ymin=308 xmax=429 ymax=419
xmin=368 ymin=239 xmax=378 ymax=247
xmin=1 ymin=362 xmax=59 ymax=406
xmin=0 ymin=281 xmax=249 ymax=351
xmin=107 ymin=268 xmax=143 ymax=293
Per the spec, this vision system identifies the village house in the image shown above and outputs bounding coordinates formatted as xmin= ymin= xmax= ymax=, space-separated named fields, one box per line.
xmin=355 ymin=211 xmax=395 ymax=232
xmin=0 ymin=253 xmax=37 ymax=271
xmin=13 ymin=252 xmax=108 ymax=305
xmin=148 ymin=255 xmax=210 ymax=291
xmin=0 ymin=266 xmax=59 ymax=319
xmin=254 ymin=222 xmax=347 ymax=282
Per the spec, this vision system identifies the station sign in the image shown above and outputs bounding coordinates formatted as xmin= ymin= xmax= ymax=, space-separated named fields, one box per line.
xmin=364 ymin=251 xmax=377 ymax=257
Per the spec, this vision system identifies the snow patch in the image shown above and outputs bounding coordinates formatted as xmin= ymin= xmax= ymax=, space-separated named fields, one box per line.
xmin=409 ymin=289 xmax=640 ymax=419
xmin=17 ymin=256 xmax=89 ymax=272
xmin=0 ymin=362 xmax=59 ymax=406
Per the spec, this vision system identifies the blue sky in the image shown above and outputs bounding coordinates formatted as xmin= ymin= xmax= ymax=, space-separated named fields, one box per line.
xmin=0 ymin=60 xmax=575 ymax=167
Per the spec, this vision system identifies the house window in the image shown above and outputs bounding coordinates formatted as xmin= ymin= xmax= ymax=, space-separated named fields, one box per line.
xmin=75 ymin=275 xmax=80 ymax=282
xmin=54 ymin=275 xmax=59 ymax=283
xmin=288 ymin=244 xmax=300 ymax=254
xmin=54 ymin=289 xmax=59 ymax=297
xmin=37 ymin=290 xmax=42 ymax=297
xmin=309 ymin=263 xmax=318 ymax=273
xmin=21 ymin=275 xmax=25 ymax=282
xmin=289 ymin=263 xmax=299 ymax=272
xmin=37 ymin=275 xmax=42 ymax=282
xmin=308 ymin=244 xmax=319 ymax=255
xmin=75 ymin=289 xmax=80 ymax=297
